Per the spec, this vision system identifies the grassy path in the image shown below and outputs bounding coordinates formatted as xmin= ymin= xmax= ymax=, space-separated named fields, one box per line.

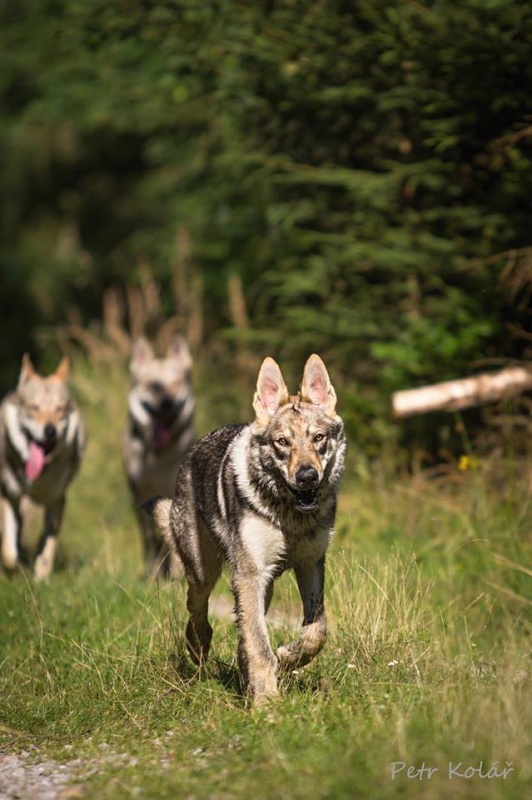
xmin=1 ymin=365 xmax=530 ymax=798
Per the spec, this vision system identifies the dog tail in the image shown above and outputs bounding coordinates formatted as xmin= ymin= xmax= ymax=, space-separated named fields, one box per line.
xmin=142 ymin=496 xmax=173 ymax=541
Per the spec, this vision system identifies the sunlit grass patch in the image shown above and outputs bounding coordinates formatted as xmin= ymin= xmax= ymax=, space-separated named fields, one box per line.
xmin=1 ymin=358 xmax=531 ymax=799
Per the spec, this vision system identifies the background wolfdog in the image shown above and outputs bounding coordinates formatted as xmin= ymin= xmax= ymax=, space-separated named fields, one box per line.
xmin=122 ymin=336 xmax=195 ymax=577
xmin=0 ymin=354 xmax=85 ymax=580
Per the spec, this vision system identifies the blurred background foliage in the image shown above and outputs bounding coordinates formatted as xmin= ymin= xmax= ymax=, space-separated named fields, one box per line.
xmin=1 ymin=0 xmax=532 ymax=460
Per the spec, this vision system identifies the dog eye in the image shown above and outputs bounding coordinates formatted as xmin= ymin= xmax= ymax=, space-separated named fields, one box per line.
xmin=314 ymin=433 xmax=326 ymax=443
xmin=276 ymin=437 xmax=289 ymax=447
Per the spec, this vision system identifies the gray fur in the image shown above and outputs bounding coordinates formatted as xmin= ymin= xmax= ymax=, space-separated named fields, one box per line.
xmin=0 ymin=355 xmax=85 ymax=580
xmin=122 ymin=336 xmax=195 ymax=577
xmin=146 ymin=354 xmax=346 ymax=704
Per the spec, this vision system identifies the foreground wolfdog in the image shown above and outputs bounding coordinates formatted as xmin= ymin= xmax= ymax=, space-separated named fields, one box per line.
xmin=146 ymin=354 xmax=346 ymax=704
xmin=0 ymin=355 xmax=85 ymax=580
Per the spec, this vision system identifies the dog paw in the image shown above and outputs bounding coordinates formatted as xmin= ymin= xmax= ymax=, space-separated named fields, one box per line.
xmin=276 ymin=643 xmax=299 ymax=670
xmin=1 ymin=556 xmax=20 ymax=574
xmin=246 ymin=674 xmax=279 ymax=707
xmin=277 ymin=642 xmax=316 ymax=671
xmin=34 ymin=555 xmax=52 ymax=582
xmin=250 ymin=688 xmax=279 ymax=708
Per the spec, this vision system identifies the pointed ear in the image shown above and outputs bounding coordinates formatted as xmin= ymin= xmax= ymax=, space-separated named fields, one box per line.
xmin=166 ymin=335 xmax=192 ymax=371
xmin=252 ymin=357 xmax=289 ymax=425
xmin=130 ymin=337 xmax=154 ymax=370
xmin=18 ymin=353 xmax=37 ymax=386
xmin=300 ymin=354 xmax=337 ymax=416
xmin=54 ymin=356 xmax=70 ymax=382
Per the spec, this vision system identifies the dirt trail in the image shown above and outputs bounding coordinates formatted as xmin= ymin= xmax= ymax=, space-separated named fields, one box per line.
xmin=0 ymin=750 xmax=85 ymax=800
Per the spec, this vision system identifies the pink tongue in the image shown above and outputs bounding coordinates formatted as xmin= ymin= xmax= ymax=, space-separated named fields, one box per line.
xmin=153 ymin=421 xmax=171 ymax=450
xmin=26 ymin=441 xmax=46 ymax=480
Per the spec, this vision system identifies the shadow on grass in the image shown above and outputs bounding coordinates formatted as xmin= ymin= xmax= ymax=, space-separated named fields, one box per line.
xmin=165 ymin=632 xmax=328 ymax=706
xmin=166 ymin=638 xmax=243 ymax=700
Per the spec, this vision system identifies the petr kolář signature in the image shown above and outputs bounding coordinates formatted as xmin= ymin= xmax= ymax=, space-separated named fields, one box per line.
xmin=390 ymin=760 xmax=515 ymax=781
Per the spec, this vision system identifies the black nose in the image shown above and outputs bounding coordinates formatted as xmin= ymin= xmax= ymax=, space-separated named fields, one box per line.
xmin=44 ymin=423 xmax=57 ymax=440
xmin=295 ymin=465 xmax=319 ymax=487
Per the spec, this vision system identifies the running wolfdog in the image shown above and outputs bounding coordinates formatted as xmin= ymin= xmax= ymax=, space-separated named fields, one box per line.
xmin=146 ymin=354 xmax=346 ymax=704
xmin=0 ymin=354 xmax=86 ymax=580
xmin=122 ymin=336 xmax=195 ymax=576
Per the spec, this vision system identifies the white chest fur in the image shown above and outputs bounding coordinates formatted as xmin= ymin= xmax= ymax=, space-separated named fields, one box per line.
xmin=239 ymin=513 xmax=286 ymax=574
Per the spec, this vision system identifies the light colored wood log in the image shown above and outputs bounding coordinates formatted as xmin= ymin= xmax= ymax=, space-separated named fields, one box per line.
xmin=392 ymin=366 xmax=532 ymax=418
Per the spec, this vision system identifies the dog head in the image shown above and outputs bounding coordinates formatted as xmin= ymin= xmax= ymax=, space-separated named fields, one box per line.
xmin=16 ymin=354 xmax=74 ymax=480
xmin=128 ymin=336 xmax=193 ymax=450
xmin=252 ymin=355 xmax=346 ymax=513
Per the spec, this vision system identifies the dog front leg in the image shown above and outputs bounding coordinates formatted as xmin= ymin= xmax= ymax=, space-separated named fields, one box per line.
xmin=1 ymin=496 xmax=21 ymax=571
xmin=277 ymin=556 xmax=327 ymax=670
xmin=234 ymin=571 xmax=278 ymax=705
xmin=34 ymin=497 xmax=65 ymax=581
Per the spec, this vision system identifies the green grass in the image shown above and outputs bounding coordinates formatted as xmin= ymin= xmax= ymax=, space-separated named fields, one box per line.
xmin=1 ymin=360 xmax=531 ymax=799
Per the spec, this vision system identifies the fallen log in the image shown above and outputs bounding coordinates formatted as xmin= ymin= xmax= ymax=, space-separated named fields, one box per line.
xmin=392 ymin=366 xmax=532 ymax=418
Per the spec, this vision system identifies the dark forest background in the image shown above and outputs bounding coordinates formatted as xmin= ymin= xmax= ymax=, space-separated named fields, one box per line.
xmin=1 ymin=0 xmax=532 ymax=459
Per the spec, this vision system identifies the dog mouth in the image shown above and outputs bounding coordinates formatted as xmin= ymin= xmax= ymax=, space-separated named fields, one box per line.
xmin=142 ymin=400 xmax=179 ymax=428
xmin=24 ymin=435 xmax=56 ymax=481
xmin=288 ymin=486 xmax=320 ymax=513
xmin=142 ymin=400 xmax=181 ymax=450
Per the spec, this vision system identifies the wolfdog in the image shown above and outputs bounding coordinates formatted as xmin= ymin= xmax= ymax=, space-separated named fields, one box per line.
xmin=145 ymin=354 xmax=346 ymax=704
xmin=122 ymin=336 xmax=195 ymax=576
xmin=0 ymin=354 xmax=86 ymax=580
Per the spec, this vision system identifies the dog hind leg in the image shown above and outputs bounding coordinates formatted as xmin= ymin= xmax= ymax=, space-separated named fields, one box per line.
xmin=182 ymin=519 xmax=222 ymax=666
xmin=147 ymin=495 xmax=222 ymax=665
xmin=185 ymin=578 xmax=217 ymax=666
